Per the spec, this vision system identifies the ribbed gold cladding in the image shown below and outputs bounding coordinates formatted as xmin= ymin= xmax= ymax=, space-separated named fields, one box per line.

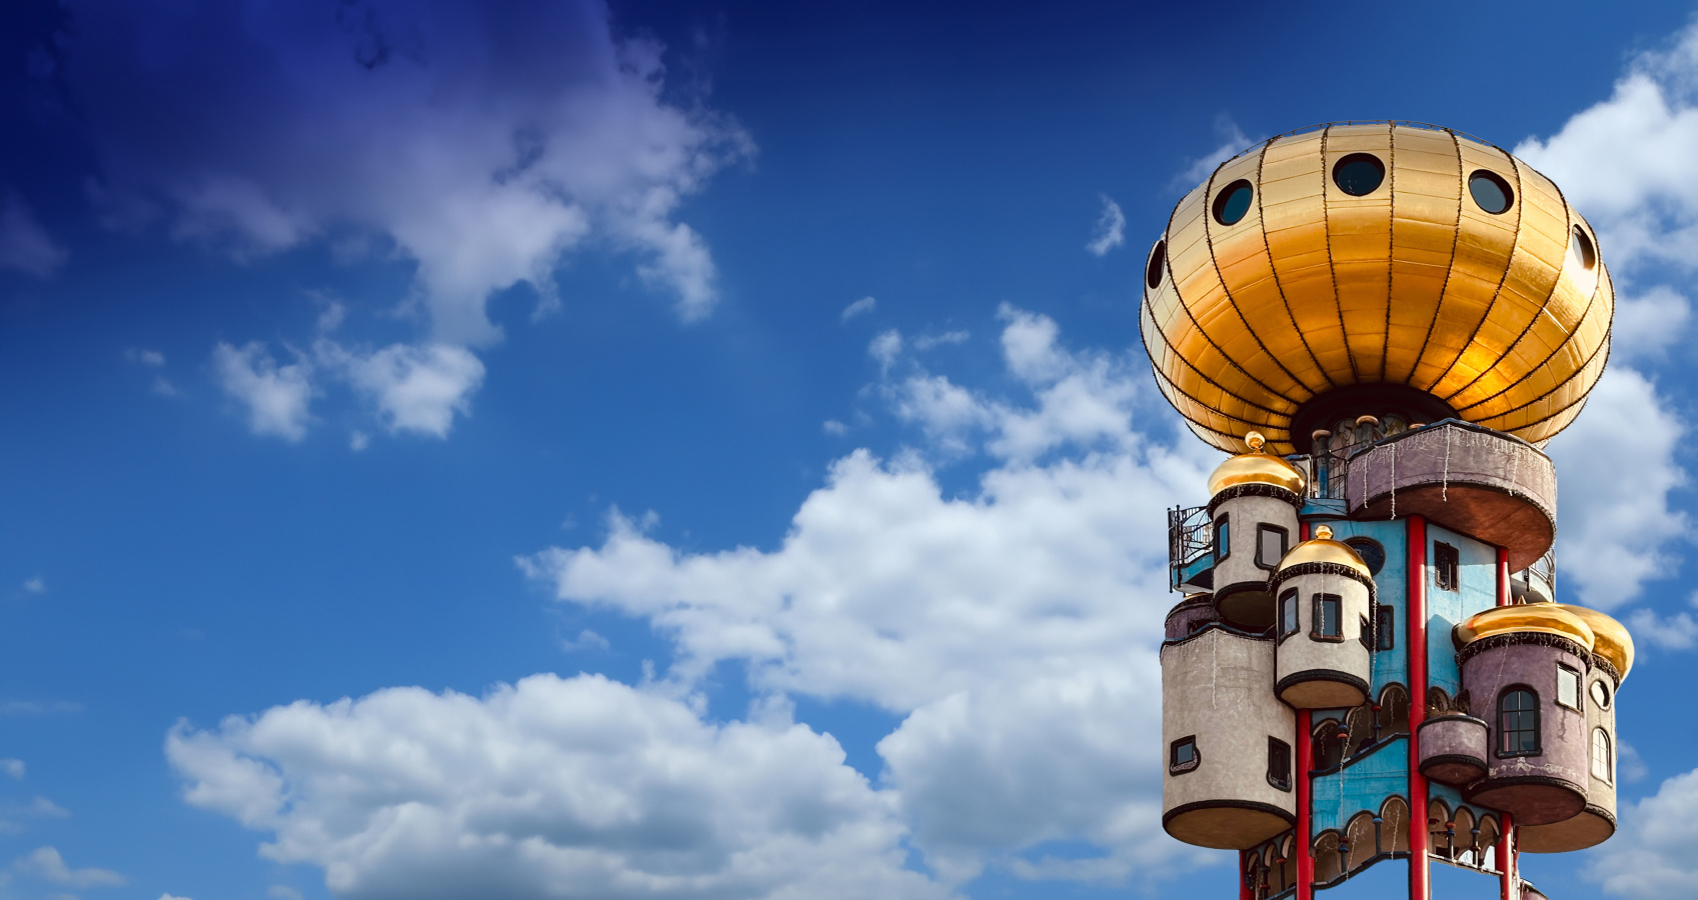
xmin=1454 ymin=604 xmax=1597 ymax=653
xmin=1141 ymin=122 xmax=1613 ymax=455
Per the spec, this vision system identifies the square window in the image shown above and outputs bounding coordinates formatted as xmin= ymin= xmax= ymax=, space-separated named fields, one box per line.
xmin=1313 ymin=594 xmax=1342 ymax=639
xmin=1434 ymin=542 xmax=1459 ymax=592
xmin=1557 ymin=665 xmax=1581 ymax=710
xmin=1256 ymin=524 xmax=1288 ymax=570
xmin=1375 ymin=606 xmax=1396 ymax=650
xmin=1267 ymin=737 xmax=1292 ymax=791
xmin=1170 ymin=736 xmax=1200 ymax=774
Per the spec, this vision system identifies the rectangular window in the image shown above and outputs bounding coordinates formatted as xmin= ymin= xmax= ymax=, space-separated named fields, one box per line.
xmin=1170 ymin=736 xmax=1200 ymax=774
xmin=1278 ymin=589 xmax=1299 ymax=641
xmin=1214 ymin=516 xmax=1230 ymax=561
xmin=1375 ymin=606 xmax=1396 ymax=650
xmin=1313 ymin=594 xmax=1342 ymax=639
xmin=1434 ymin=542 xmax=1460 ymax=592
xmin=1267 ymin=737 xmax=1292 ymax=791
xmin=1359 ymin=614 xmax=1372 ymax=649
xmin=1557 ymin=664 xmax=1581 ymax=710
xmin=1256 ymin=524 xmax=1288 ymax=570
xmin=1498 ymin=689 xmax=1541 ymax=757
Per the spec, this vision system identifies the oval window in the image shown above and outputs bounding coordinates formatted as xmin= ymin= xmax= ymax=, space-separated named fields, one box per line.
xmin=1146 ymin=241 xmax=1167 ymax=290
xmin=1344 ymin=537 xmax=1386 ymax=575
xmin=1332 ymin=153 xmax=1385 ymax=196
xmin=1469 ymin=170 xmax=1514 ymax=214
xmin=1589 ymin=679 xmax=1611 ymax=710
xmin=1212 ymin=179 xmax=1255 ymax=226
xmin=1568 ymin=225 xmax=1597 ymax=270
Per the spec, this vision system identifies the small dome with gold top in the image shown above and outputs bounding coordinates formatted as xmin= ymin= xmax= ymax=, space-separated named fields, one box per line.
xmin=1555 ymin=604 xmax=1635 ymax=681
xmin=1206 ymin=431 xmax=1307 ymax=497
xmin=1141 ymin=121 xmax=1613 ymax=455
xmin=1275 ymin=524 xmax=1370 ymax=578
xmin=1454 ymin=603 xmax=1596 ymax=653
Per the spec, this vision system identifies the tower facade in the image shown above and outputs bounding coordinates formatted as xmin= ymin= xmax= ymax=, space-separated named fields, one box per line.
xmin=1147 ymin=122 xmax=1635 ymax=900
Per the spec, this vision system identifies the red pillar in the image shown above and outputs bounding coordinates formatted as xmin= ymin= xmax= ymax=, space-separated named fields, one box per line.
xmin=1498 ymin=811 xmax=1515 ymax=899
xmin=1407 ymin=515 xmax=1429 ymax=900
xmin=1295 ymin=709 xmax=1313 ymax=900
xmin=1497 ymin=547 xmax=1511 ymax=607
xmin=1239 ymin=849 xmax=1253 ymax=900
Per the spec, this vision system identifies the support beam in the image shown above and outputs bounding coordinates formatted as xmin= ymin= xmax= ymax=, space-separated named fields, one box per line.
xmin=1239 ymin=849 xmax=1253 ymax=900
xmin=1497 ymin=547 xmax=1511 ymax=607
xmin=1408 ymin=515 xmax=1430 ymax=900
xmin=1498 ymin=812 xmax=1515 ymax=900
xmin=1296 ymin=709 xmax=1314 ymax=900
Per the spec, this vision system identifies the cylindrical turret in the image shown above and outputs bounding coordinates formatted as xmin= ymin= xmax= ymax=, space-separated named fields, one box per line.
xmin=1205 ymin=432 xmax=1305 ymax=628
xmin=1161 ymin=624 xmax=1296 ymax=848
xmin=1417 ymin=713 xmax=1489 ymax=786
xmin=1268 ymin=525 xmax=1373 ymax=709
xmin=1165 ymin=594 xmax=1219 ymax=640
xmin=1456 ymin=605 xmax=1597 ymax=826
xmin=1520 ymin=605 xmax=1634 ymax=852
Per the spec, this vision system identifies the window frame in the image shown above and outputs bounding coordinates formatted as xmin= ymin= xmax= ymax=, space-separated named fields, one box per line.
xmin=1311 ymin=593 xmax=1344 ymax=642
xmin=1214 ymin=515 xmax=1230 ymax=562
xmin=1278 ymin=588 xmax=1299 ymax=643
xmin=1590 ymin=679 xmax=1612 ymax=711
xmin=1267 ymin=737 xmax=1293 ymax=792
xmin=1375 ymin=605 xmax=1396 ymax=651
xmin=1497 ymin=686 xmax=1542 ymax=758
xmin=1434 ymin=542 xmax=1460 ymax=592
xmin=1359 ymin=614 xmax=1372 ymax=650
xmin=1556 ymin=664 xmax=1582 ymax=711
xmin=1170 ymin=736 xmax=1201 ymax=775
xmin=1591 ymin=728 xmax=1613 ymax=784
xmin=1255 ymin=523 xmax=1289 ymax=571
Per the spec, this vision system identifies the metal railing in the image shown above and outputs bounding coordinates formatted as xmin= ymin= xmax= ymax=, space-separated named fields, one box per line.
xmin=1168 ymin=504 xmax=1214 ymax=592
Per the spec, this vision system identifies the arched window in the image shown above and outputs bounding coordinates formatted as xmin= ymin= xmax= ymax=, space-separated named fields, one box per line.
xmin=1592 ymin=729 xmax=1612 ymax=783
xmin=1498 ymin=688 xmax=1540 ymax=757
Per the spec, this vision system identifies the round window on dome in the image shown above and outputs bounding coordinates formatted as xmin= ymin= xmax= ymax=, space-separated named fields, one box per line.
xmin=1332 ymin=153 xmax=1385 ymax=196
xmin=1569 ymin=225 xmax=1597 ymax=271
xmin=1211 ymin=179 xmax=1255 ymax=226
xmin=1146 ymin=241 xmax=1167 ymax=290
xmin=1468 ymin=170 xmax=1514 ymax=214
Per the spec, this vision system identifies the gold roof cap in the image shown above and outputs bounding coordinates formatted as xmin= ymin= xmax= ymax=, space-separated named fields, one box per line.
xmin=1207 ymin=431 xmax=1307 ymax=497
xmin=1455 ymin=604 xmax=1596 ymax=653
xmin=1555 ymin=604 xmax=1634 ymax=681
xmin=1275 ymin=524 xmax=1370 ymax=577
xmin=1141 ymin=121 xmax=1613 ymax=455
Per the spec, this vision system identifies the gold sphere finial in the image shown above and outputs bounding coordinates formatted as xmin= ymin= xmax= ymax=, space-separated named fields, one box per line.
xmin=1245 ymin=431 xmax=1265 ymax=452
xmin=1315 ymin=524 xmax=1334 ymax=540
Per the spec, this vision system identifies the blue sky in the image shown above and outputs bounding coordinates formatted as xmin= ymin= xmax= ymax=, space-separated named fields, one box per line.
xmin=3 ymin=2 xmax=1698 ymax=899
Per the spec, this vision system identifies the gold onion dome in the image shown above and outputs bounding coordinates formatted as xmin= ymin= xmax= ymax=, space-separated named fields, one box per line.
xmin=1454 ymin=604 xmax=1596 ymax=653
xmin=1276 ymin=524 xmax=1370 ymax=577
xmin=1140 ymin=121 xmax=1613 ymax=455
xmin=1206 ymin=431 xmax=1307 ymax=496
xmin=1555 ymin=603 xmax=1635 ymax=681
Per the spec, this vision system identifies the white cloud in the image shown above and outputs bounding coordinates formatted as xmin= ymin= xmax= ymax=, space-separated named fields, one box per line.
xmin=560 ymin=628 xmax=609 ymax=652
xmin=1175 ymin=119 xmax=1251 ymax=188
xmin=1611 ymin=285 xmax=1692 ymax=360
xmin=212 ymin=342 xmax=315 ymax=442
xmin=0 ymin=759 xmax=21 ymax=779
xmin=336 ymin=343 xmax=486 ymax=438
xmin=1586 ymin=767 xmax=1698 ymax=898
xmin=1546 ymin=367 xmax=1687 ymax=609
xmin=842 ymin=296 xmax=877 ymax=321
xmin=70 ymin=1 xmax=750 ymax=343
xmin=1085 ymin=195 xmax=1125 ymax=257
xmin=822 ymin=419 xmax=849 ymax=436
xmin=1627 ymin=600 xmax=1698 ymax=651
xmin=166 ymin=674 xmax=946 ymax=900
xmin=912 ymin=331 xmax=969 ymax=351
xmin=124 ymin=349 xmax=166 ymax=367
xmin=869 ymin=330 xmax=903 ymax=373
xmin=0 ymin=190 xmax=68 ymax=278
xmin=21 ymin=577 xmax=45 ymax=595
xmin=349 ymin=430 xmax=370 ymax=452
xmin=12 ymin=847 xmax=124 ymax=889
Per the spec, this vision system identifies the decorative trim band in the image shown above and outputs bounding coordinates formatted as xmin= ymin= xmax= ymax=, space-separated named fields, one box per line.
xmin=1269 ymin=561 xmax=1376 ymax=593
xmin=1162 ymin=799 xmax=1295 ymax=830
xmin=1275 ymin=669 xmax=1369 ymax=699
xmin=1209 ymin=482 xmax=1304 ymax=515
xmin=1458 ymin=631 xmax=1590 ymax=666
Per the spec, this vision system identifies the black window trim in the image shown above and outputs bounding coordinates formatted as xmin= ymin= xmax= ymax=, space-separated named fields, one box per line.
xmin=1359 ymin=614 xmax=1372 ymax=650
xmin=1214 ymin=515 xmax=1230 ymax=562
xmin=1170 ymin=735 xmax=1201 ymax=775
xmin=1434 ymin=542 xmax=1460 ymax=592
xmin=1556 ymin=663 xmax=1583 ymax=711
xmin=1497 ymin=685 xmax=1542 ymax=759
xmin=1267 ymin=736 xmax=1293 ymax=792
xmin=1375 ymin=605 xmax=1396 ymax=651
xmin=1255 ymin=523 xmax=1289 ymax=571
xmin=1311 ymin=593 xmax=1344 ymax=642
xmin=1277 ymin=588 xmax=1300 ymax=644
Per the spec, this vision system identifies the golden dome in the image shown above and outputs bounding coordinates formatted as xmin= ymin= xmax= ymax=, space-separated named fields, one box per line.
xmin=1141 ymin=122 xmax=1612 ymax=455
xmin=1455 ymin=604 xmax=1596 ymax=653
xmin=1555 ymin=604 xmax=1634 ymax=681
xmin=1206 ymin=431 xmax=1307 ymax=496
xmin=1275 ymin=524 xmax=1370 ymax=577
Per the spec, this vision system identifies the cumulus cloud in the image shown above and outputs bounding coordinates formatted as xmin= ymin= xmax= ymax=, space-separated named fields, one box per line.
xmin=335 ymin=342 xmax=486 ymax=438
xmin=0 ymin=190 xmax=68 ymax=278
xmin=167 ymin=674 xmax=946 ymax=900
xmin=69 ymin=0 xmax=749 ymax=341
xmin=12 ymin=847 xmax=124 ymax=889
xmin=0 ymin=759 xmax=21 ymax=779
xmin=212 ymin=342 xmax=314 ymax=441
xmin=1546 ymin=368 xmax=1687 ymax=609
xmin=1174 ymin=119 xmax=1251 ymax=188
xmin=1586 ymin=767 xmax=1698 ymax=898
xmin=869 ymin=330 xmax=903 ymax=373
xmin=1085 ymin=195 xmax=1125 ymax=257
xmin=841 ymin=296 xmax=877 ymax=321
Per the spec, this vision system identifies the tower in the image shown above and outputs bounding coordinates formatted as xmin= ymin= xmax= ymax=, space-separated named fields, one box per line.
xmin=1148 ymin=122 xmax=1635 ymax=900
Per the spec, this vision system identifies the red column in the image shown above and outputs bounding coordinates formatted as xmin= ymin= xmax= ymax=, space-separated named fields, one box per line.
xmin=1498 ymin=811 xmax=1515 ymax=899
xmin=1407 ymin=516 xmax=1430 ymax=900
xmin=1239 ymin=849 xmax=1253 ymax=900
xmin=1295 ymin=709 xmax=1313 ymax=900
xmin=1496 ymin=547 xmax=1511 ymax=607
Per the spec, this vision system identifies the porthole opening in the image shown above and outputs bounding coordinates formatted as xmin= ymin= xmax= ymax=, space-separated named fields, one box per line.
xmin=1469 ymin=170 xmax=1514 ymax=214
xmin=1212 ymin=179 xmax=1255 ymax=226
xmin=1332 ymin=153 xmax=1385 ymax=196
xmin=1569 ymin=225 xmax=1597 ymax=271
xmin=1344 ymin=537 xmax=1386 ymax=575
xmin=1146 ymin=241 xmax=1166 ymax=290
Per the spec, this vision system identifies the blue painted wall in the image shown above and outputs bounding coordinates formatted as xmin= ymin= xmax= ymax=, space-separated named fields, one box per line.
xmin=1424 ymin=523 xmax=1499 ymax=698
